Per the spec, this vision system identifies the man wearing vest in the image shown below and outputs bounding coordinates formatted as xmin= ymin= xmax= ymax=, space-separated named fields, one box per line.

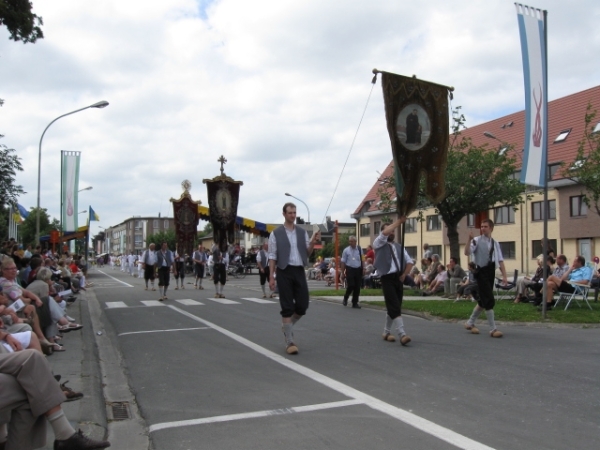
xmin=212 ymin=244 xmax=229 ymax=298
xmin=156 ymin=242 xmax=176 ymax=301
xmin=257 ymin=242 xmax=274 ymax=299
xmin=193 ymin=245 xmax=207 ymax=290
xmin=340 ymin=236 xmax=363 ymax=308
xmin=373 ymin=217 xmax=414 ymax=346
xmin=141 ymin=243 xmax=157 ymax=291
xmin=268 ymin=203 xmax=320 ymax=355
xmin=464 ymin=219 xmax=507 ymax=338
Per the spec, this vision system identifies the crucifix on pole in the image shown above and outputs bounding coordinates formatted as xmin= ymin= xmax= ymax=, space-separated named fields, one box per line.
xmin=218 ymin=155 xmax=227 ymax=175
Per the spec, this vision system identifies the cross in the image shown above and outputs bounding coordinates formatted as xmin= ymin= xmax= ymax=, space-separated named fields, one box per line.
xmin=218 ymin=155 xmax=227 ymax=175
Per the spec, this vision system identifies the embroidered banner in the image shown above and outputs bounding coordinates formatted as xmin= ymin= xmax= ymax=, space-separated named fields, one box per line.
xmin=171 ymin=180 xmax=200 ymax=259
xmin=516 ymin=3 xmax=548 ymax=187
xmin=61 ymin=151 xmax=81 ymax=232
xmin=376 ymin=70 xmax=452 ymax=216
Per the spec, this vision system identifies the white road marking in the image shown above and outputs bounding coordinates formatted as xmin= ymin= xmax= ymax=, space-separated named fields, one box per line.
xmin=141 ymin=300 xmax=165 ymax=307
xmin=149 ymin=399 xmax=363 ymax=433
xmin=166 ymin=306 xmax=496 ymax=450
xmin=96 ymin=270 xmax=134 ymax=287
xmin=176 ymin=299 xmax=204 ymax=306
xmin=105 ymin=301 xmax=128 ymax=309
xmin=206 ymin=297 xmax=240 ymax=305
xmin=240 ymin=297 xmax=277 ymax=304
xmin=119 ymin=327 xmax=210 ymax=337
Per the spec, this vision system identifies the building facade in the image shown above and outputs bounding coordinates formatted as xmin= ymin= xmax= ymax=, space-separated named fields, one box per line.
xmin=104 ymin=216 xmax=175 ymax=255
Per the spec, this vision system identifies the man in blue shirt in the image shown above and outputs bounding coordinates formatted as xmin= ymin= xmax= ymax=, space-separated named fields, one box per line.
xmin=545 ymin=255 xmax=592 ymax=309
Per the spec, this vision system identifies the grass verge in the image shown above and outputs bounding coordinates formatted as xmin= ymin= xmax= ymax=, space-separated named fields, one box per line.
xmin=310 ymin=289 xmax=600 ymax=323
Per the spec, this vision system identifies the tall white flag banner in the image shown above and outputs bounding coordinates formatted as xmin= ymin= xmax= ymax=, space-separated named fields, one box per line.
xmin=516 ymin=3 xmax=548 ymax=187
xmin=61 ymin=151 xmax=81 ymax=232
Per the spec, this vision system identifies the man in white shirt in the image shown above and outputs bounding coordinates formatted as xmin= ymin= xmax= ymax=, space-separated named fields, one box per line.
xmin=141 ymin=244 xmax=157 ymax=290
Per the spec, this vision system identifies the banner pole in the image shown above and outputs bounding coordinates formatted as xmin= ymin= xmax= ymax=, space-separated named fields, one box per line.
xmin=541 ymin=9 xmax=549 ymax=319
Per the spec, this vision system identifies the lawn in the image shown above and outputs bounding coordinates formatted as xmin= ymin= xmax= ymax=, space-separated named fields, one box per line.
xmin=310 ymin=289 xmax=600 ymax=324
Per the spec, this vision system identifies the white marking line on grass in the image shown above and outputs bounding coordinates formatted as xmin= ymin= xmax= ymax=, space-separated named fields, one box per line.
xmin=165 ymin=306 xmax=495 ymax=450
xmin=119 ymin=327 xmax=210 ymax=337
xmin=96 ymin=270 xmax=134 ymax=287
xmin=206 ymin=297 xmax=240 ymax=305
xmin=240 ymin=297 xmax=277 ymax=304
xmin=105 ymin=301 xmax=128 ymax=309
xmin=149 ymin=399 xmax=362 ymax=433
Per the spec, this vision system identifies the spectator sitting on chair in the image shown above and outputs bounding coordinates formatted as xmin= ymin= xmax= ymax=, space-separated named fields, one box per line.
xmin=422 ymin=264 xmax=446 ymax=296
xmin=414 ymin=258 xmax=432 ymax=289
xmin=514 ymin=256 xmax=544 ymax=303
xmin=455 ymin=262 xmax=478 ymax=301
xmin=426 ymin=254 xmax=441 ymax=285
xmin=443 ymin=257 xmax=467 ymax=298
xmin=362 ymin=258 xmax=375 ymax=288
xmin=544 ymin=255 xmax=592 ymax=310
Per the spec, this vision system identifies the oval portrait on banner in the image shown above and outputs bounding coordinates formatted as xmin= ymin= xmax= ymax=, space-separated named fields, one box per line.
xmin=395 ymin=104 xmax=431 ymax=151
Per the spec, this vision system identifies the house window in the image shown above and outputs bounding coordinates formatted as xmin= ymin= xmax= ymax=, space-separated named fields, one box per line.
xmin=405 ymin=246 xmax=417 ymax=261
xmin=466 ymin=214 xmax=475 ymax=228
xmin=405 ymin=218 xmax=417 ymax=233
xmin=153 ymin=219 xmax=159 ymax=228
xmin=373 ymin=221 xmax=381 ymax=235
xmin=570 ymin=196 xmax=587 ymax=217
xmin=510 ymin=170 xmax=521 ymax=180
xmin=499 ymin=242 xmax=516 ymax=259
xmin=554 ymin=129 xmax=571 ymax=143
xmin=493 ymin=205 xmax=515 ymax=224
xmin=548 ymin=164 xmax=560 ymax=180
xmin=531 ymin=200 xmax=556 ymax=221
xmin=135 ymin=220 xmax=142 ymax=230
xmin=427 ymin=215 xmax=442 ymax=231
xmin=532 ymin=239 xmax=557 ymax=258
xmin=134 ymin=235 xmax=143 ymax=247
xmin=359 ymin=223 xmax=370 ymax=237
xmin=429 ymin=245 xmax=442 ymax=258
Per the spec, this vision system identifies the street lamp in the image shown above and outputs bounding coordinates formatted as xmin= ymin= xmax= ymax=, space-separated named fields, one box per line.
xmin=78 ymin=186 xmax=93 ymax=192
xmin=36 ymin=101 xmax=109 ymax=244
xmin=284 ymin=193 xmax=310 ymax=224
xmin=78 ymin=210 xmax=87 ymax=214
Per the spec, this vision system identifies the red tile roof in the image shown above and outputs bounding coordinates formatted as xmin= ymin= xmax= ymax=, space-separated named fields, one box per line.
xmin=354 ymin=85 xmax=600 ymax=215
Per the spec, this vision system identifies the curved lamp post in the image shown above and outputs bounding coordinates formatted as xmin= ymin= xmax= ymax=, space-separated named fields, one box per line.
xmin=36 ymin=101 xmax=109 ymax=244
xmin=284 ymin=192 xmax=310 ymax=224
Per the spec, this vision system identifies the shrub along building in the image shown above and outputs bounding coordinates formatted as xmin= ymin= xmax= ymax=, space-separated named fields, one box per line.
xmin=352 ymin=85 xmax=600 ymax=276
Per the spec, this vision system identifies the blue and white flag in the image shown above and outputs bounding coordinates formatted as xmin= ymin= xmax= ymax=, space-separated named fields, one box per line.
xmin=516 ymin=3 xmax=547 ymax=187
xmin=17 ymin=203 xmax=30 ymax=219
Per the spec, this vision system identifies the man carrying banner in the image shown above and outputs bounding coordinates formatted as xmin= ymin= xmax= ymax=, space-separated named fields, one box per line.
xmin=464 ymin=219 xmax=507 ymax=338
xmin=373 ymin=217 xmax=414 ymax=346
xmin=269 ymin=203 xmax=320 ymax=355
xmin=156 ymin=242 xmax=176 ymax=301
xmin=212 ymin=243 xmax=229 ymax=298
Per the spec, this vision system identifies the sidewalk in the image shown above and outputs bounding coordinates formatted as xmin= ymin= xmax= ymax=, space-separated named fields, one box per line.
xmin=42 ymin=283 xmax=108 ymax=449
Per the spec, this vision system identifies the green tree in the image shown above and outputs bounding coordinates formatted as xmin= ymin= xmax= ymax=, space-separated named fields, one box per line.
xmin=563 ymin=104 xmax=600 ymax=216
xmin=318 ymin=232 xmax=351 ymax=259
xmin=0 ymin=140 xmax=25 ymax=207
xmin=146 ymin=229 xmax=177 ymax=250
xmin=198 ymin=222 xmax=212 ymax=239
xmin=0 ymin=0 xmax=43 ymax=43
xmin=20 ymin=207 xmax=57 ymax=246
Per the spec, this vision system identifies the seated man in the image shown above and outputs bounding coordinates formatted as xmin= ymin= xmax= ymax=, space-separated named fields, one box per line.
xmin=443 ymin=257 xmax=467 ymax=298
xmin=0 ymin=348 xmax=110 ymax=449
xmin=422 ymin=264 xmax=447 ymax=296
xmin=426 ymin=254 xmax=441 ymax=286
xmin=362 ymin=258 xmax=375 ymax=288
xmin=544 ymin=255 xmax=592 ymax=309
xmin=514 ymin=256 xmax=544 ymax=303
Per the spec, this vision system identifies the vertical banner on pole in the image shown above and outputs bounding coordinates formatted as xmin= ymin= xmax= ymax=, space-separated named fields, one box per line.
xmin=516 ymin=3 xmax=548 ymax=187
xmin=61 ymin=151 xmax=81 ymax=232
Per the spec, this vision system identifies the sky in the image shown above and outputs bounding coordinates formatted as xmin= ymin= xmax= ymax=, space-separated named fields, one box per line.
xmin=1 ymin=0 xmax=599 ymax=239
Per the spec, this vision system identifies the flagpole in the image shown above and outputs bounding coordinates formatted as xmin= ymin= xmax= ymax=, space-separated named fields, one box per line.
xmin=541 ymin=9 xmax=549 ymax=319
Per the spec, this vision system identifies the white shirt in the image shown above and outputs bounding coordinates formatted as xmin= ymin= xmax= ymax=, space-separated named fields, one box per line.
xmin=268 ymin=225 xmax=310 ymax=267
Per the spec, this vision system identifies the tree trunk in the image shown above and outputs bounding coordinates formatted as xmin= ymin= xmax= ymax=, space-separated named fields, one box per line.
xmin=446 ymin=222 xmax=462 ymax=266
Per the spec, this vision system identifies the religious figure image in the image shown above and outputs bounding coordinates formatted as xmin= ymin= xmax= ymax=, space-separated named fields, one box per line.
xmin=395 ymin=104 xmax=431 ymax=151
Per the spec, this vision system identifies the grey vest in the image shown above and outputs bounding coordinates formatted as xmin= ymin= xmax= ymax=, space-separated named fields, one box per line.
xmin=156 ymin=249 xmax=174 ymax=267
xmin=373 ymin=242 xmax=406 ymax=275
xmin=473 ymin=237 xmax=495 ymax=268
xmin=258 ymin=250 xmax=268 ymax=269
xmin=273 ymin=225 xmax=308 ymax=269
xmin=143 ymin=250 xmax=155 ymax=265
xmin=193 ymin=251 xmax=206 ymax=264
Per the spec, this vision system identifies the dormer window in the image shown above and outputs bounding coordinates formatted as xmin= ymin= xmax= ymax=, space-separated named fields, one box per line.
xmin=554 ymin=129 xmax=571 ymax=143
xmin=592 ymin=122 xmax=600 ymax=134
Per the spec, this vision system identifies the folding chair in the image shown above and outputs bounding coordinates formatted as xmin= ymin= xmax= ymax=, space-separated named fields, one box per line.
xmin=495 ymin=269 xmax=518 ymax=301
xmin=555 ymin=263 xmax=594 ymax=310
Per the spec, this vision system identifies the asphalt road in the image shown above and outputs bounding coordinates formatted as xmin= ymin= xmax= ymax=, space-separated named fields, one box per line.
xmin=90 ymin=268 xmax=600 ymax=450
